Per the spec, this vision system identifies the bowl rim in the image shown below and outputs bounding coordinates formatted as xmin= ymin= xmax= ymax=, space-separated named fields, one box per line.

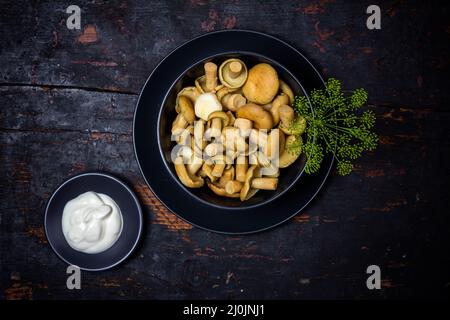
xmin=156 ymin=51 xmax=314 ymax=210
xmin=44 ymin=172 xmax=143 ymax=271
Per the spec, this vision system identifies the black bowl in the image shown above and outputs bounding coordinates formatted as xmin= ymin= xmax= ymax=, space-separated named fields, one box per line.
xmin=44 ymin=172 xmax=143 ymax=271
xmin=159 ymin=53 xmax=310 ymax=209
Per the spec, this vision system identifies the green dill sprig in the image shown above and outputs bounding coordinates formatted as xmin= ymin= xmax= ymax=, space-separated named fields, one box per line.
xmin=293 ymin=78 xmax=378 ymax=175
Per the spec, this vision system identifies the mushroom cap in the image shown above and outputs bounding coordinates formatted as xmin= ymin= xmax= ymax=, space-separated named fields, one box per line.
xmin=279 ymin=135 xmax=303 ymax=168
xmin=242 ymin=63 xmax=279 ymax=105
xmin=280 ymin=114 xmax=307 ymax=136
xmin=195 ymin=92 xmax=222 ymax=121
xmin=219 ymin=59 xmax=248 ymax=89
xmin=207 ymin=111 xmax=230 ymax=126
xmin=178 ymin=96 xmax=195 ymax=124
xmin=195 ymin=75 xmax=207 ymax=93
xmin=235 ymin=103 xmax=274 ymax=129
xmin=270 ymin=93 xmax=290 ymax=125
xmin=279 ymin=104 xmax=295 ymax=125
xmin=177 ymin=87 xmax=201 ymax=110
xmin=279 ymin=79 xmax=294 ymax=105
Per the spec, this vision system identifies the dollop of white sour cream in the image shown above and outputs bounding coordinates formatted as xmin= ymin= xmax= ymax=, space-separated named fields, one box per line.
xmin=62 ymin=191 xmax=123 ymax=254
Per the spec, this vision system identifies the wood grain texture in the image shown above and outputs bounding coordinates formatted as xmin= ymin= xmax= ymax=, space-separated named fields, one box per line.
xmin=1 ymin=0 xmax=449 ymax=299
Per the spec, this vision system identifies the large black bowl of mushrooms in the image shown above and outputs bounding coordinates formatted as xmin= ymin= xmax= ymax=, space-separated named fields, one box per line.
xmin=158 ymin=53 xmax=310 ymax=209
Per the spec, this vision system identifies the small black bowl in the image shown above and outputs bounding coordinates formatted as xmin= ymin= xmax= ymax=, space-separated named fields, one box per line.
xmin=44 ymin=172 xmax=143 ymax=271
xmin=158 ymin=53 xmax=310 ymax=209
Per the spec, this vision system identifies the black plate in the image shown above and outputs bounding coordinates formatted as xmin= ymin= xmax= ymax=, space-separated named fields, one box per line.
xmin=44 ymin=172 xmax=143 ymax=271
xmin=134 ymin=30 xmax=333 ymax=234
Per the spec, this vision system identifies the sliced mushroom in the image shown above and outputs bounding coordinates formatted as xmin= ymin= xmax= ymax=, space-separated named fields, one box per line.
xmin=279 ymin=79 xmax=294 ymax=105
xmin=219 ymin=58 xmax=248 ymax=89
xmin=222 ymin=93 xmax=246 ymax=112
xmin=242 ymin=63 xmax=279 ymax=104
xmin=270 ymin=93 xmax=290 ymax=125
xmin=236 ymin=103 xmax=274 ymax=129
xmin=207 ymin=180 xmax=240 ymax=198
xmin=174 ymin=157 xmax=204 ymax=188
xmin=279 ymin=135 xmax=302 ymax=168
xmin=195 ymin=92 xmax=222 ymax=121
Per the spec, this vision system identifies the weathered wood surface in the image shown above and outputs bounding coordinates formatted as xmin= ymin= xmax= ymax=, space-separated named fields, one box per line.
xmin=1 ymin=0 xmax=449 ymax=299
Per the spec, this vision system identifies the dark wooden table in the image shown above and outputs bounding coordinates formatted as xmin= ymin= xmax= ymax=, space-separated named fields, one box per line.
xmin=1 ymin=0 xmax=449 ymax=300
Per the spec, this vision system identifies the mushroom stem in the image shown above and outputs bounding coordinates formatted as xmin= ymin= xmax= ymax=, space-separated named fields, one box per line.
xmin=234 ymin=118 xmax=252 ymax=136
xmin=207 ymin=181 xmax=240 ymax=198
xmin=251 ymin=178 xmax=278 ymax=190
xmin=228 ymin=61 xmax=243 ymax=79
xmin=204 ymin=142 xmax=221 ymax=158
xmin=194 ymin=119 xmax=206 ymax=150
xmin=225 ymin=180 xmax=243 ymax=194
xmin=222 ymin=93 xmax=246 ymax=112
xmin=236 ymin=155 xmax=248 ymax=182
xmin=212 ymin=163 xmax=226 ymax=177
xmin=187 ymin=155 xmax=203 ymax=176
xmin=200 ymin=162 xmax=217 ymax=182
xmin=204 ymin=62 xmax=218 ymax=92
xmin=210 ymin=118 xmax=222 ymax=136
xmin=219 ymin=167 xmax=234 ymax=188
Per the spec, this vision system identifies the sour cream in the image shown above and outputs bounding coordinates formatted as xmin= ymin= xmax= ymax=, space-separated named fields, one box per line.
xmin=62 ymin=191 xmax=123 ymax=254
